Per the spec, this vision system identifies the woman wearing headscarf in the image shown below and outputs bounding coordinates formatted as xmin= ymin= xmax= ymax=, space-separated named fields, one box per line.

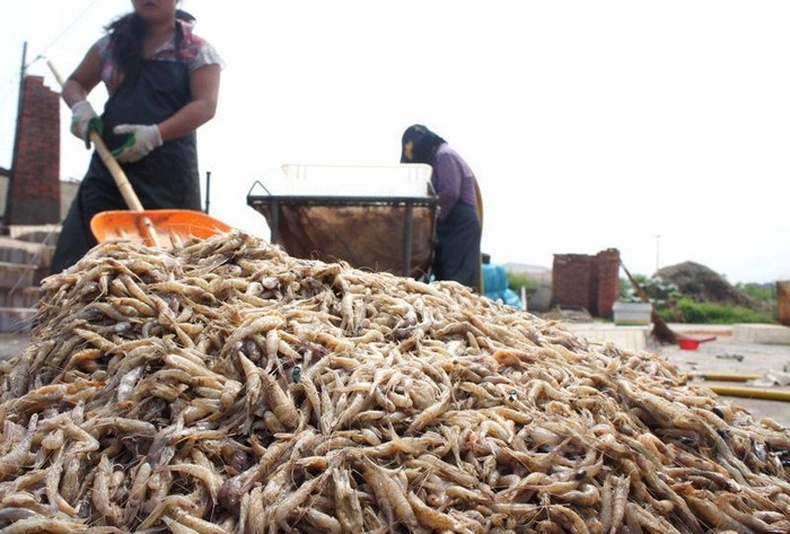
xmin=51 ymin=0 xmax=223 ymax=273
xmin=400 ymin=124 xmax=482 ymax=290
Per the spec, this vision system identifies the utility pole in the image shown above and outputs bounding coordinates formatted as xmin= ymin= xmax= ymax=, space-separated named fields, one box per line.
xmin=204 ymin=171 xmax=211 ymax=214
xmin=655 ymin=234 xmax=660 ymax=272
xmin=6 ymin=42 xmax=28 ymax=226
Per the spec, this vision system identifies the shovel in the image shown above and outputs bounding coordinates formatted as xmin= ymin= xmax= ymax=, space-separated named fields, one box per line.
xmin=48 ymin=60 xmax=231 ymax=247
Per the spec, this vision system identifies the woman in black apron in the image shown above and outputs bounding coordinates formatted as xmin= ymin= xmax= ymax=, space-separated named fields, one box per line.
xmin=51 ymin=1 xmax=222 ymax=273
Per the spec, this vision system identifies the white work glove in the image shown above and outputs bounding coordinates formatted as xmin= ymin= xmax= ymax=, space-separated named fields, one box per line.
xmin=69 ymin=100 xmax=100 ymax=148
xmin=112 ymin=124 xmax=163 ymax=163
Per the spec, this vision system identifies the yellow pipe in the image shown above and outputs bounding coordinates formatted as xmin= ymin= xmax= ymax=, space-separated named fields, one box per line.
xmin=708 ymin=385 xmax=790 ymax=402
xmin=695 ymin=373 xmax=762 ymax=382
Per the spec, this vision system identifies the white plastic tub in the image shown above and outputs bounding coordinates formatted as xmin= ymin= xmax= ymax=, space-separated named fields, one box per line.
xmin=612 ymin=301 xmax=652 ymax=325
xmin=277 ymin=163 xmax=433 ymax=197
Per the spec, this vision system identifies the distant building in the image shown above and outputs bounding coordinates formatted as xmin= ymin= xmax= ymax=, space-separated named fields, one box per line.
xmin=2 ymin=74 xmax=78 ymax=227
xmin=551 ymin=248 xmax=620 ymax=318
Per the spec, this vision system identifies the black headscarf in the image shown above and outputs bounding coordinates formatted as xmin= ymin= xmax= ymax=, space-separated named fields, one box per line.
xmin=400 ymin=124 xmax=445 ymax=164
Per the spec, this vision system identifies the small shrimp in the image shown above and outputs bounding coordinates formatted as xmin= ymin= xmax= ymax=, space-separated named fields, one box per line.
xmin=0 ymin=517 xmax=88 ymax=533
xmin=123 ymin=460 xmax=152 ymax=525
xmin=607 ymin=475 xmax=630 ymax=533
xmin=554 ymin=482 xmax=600 ymax=507
xmin=219 ymin=379 xmax=242 ymax=410
xmin=358 ymin=456 xmax=418 ymax=530
xmin=300 ymin=507 xmax=342 ymax=534
xmin=269 ymin=469 xmax=332 ymax=530
xmin=265 ymin=329 xmax=279 ymax=360
xmin=168 ymin=463 xmax=222 ymax=504
xmin=116 ymin=366 xmax=144 ymax=403
xmin=235 ymin=349 xmax=262 ymax=409
xmin=45 ymin=449 xmax=77 ymax=516
xmin=333 ymin=468 xmax=364 ymax=533
xmin=170 ymin=507 xmax=229 ymax=534
xmin=0 ymin=414 xmax=38 ymax=478
xmin=407 ymin=491 xmax=470 ymax=533
xmin=137 ymin=495 xmax=199 ymax=531
xmin=92 ymin=455 xmax=123 ymax=526
xmin=41 ymin=428 xmax=64 ymax=451
xmin=260 ymin=371 xmax=299 ymax=429
xmin=333 ymin=391 xmax=373 ymax=430
xmin=408 ymin=388 xmax=451 ymax=433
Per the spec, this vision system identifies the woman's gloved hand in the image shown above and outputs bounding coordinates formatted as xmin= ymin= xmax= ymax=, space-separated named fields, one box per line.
xmin=112 ymin=124 xmax=163 ymax=163
xmin=70 ymin=100 xmax=102 ymax=149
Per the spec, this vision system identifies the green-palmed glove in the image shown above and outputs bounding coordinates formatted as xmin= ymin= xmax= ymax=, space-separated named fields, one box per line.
xmin=69 ymin=100 xmax=102 ymax=149
xmin=112 ymin=124 xmax=163 ymax=163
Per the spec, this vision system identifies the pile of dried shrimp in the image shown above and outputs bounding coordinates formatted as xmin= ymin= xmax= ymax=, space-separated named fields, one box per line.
xmin=1 ymin=231 xmax=789 ymax=533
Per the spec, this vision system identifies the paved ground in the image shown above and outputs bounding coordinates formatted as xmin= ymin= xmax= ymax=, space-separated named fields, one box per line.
xmin=654 ymin=325 xmax=790 ymax=427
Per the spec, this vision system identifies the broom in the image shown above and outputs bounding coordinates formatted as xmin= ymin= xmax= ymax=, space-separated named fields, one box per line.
xmin=620 ymin=260 xmax=677 ymax=345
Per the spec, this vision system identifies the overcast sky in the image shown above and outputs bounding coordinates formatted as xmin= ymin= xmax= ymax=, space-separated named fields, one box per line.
xmin=1 ymin=1 xmax=788 ymax=284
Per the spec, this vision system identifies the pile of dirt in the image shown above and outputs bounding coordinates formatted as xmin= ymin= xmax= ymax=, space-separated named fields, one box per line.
xmin=655 ymin=261 xmax=757 ymax=309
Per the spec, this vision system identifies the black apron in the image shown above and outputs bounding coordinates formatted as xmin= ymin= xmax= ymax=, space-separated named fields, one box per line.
xmin=51 ymin=57 xmax=201 ymax=273
xmin=433 ymin=203 xmax=482 ymax=290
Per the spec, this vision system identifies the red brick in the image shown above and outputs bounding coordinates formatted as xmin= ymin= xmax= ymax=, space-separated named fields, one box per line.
xmin=6 ymin=76 xmax=61 ymax=224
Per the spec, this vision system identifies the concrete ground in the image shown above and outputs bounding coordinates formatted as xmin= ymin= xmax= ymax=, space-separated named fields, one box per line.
xmin=656 ymin=324 xmax=790 ymax=427
xmin=1 ymin=323 xmax=789 ymax=428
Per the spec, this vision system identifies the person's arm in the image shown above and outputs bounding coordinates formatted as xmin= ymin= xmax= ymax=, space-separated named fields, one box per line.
xmin=433 ymin=150 xmax=463 ymax=220
xmin=62 ymin=44 xmax=103 ymax=108
xmin=113 ymin=63 xmax=220 ymax=162
xmin=157 ymin=63 xmax=221 ymax=141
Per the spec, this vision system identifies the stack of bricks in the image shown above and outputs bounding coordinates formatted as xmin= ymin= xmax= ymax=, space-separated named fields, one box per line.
xmin=6 ymin=75 xmax=61 ymax=226
xmin=552 ymin=248 xmax=620 ymax=318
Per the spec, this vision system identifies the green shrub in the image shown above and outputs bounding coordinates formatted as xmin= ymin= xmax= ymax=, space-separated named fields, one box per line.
xmin=657 ymin=298 xmax=775 ymax=325
xmin=507 ymin=272 xmax=539 ymax=293
xmin=736 ymin=282 xmax=776 ymax=302
xmin=620 ymin=275 xmax=681 ymax=305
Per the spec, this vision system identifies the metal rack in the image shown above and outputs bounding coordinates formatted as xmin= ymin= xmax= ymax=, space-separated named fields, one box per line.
xmin=246 ymin=181 xmax=438 ymax=278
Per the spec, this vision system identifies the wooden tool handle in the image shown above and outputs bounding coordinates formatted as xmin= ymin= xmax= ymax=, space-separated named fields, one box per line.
xmin=47 ymin=59 xmax=144 ymax=212
xmin=47 ymin=59 xmax=159 ymax=246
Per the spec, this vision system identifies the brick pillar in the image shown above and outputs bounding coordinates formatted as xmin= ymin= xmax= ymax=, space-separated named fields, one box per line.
xmin=551 ymin=254 xmax=591 ymax=310
xmin=6 ymin=75 xmax=61 ymax=225
xmin=594 ymin=248 xmax=621 ymax=318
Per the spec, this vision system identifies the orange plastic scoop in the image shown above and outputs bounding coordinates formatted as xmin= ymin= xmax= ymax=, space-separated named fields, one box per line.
xmin=91 ymin=209 xmax=232 ymax=247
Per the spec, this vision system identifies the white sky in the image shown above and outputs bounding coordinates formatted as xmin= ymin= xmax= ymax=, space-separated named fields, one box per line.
xmin=1 ymin=1 xmax=788 ymax=285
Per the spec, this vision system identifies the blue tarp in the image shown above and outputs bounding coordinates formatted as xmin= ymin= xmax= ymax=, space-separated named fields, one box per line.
xmin=483 ymin=264 xmax=523 ymax=309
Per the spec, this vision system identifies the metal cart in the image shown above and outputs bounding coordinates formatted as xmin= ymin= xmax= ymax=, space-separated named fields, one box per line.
xmin=246 ymin=165 xmax=438 ymax=280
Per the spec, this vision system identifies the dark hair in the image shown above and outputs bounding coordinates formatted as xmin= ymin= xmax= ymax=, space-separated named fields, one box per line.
xmin=106 ymin=10 xmax=187 ymax=82
xmin=176 ymin=9 xmax=196 ymax=24
xmin=105 ymin=13 xmax=146 ymax=81
xmin=400 ymin=124 xmax=445 ymax=164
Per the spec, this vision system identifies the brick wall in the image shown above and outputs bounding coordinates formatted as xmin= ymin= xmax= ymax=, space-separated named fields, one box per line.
xmin=551 ymin=254 xmax=591 ymax=310
xmin=552 ymin=248 xmax=621 ymax=318
xmin=6 ymin=75 xmax=61 ymax=225
xmin=594 ymin=248 xmax=621 ymax=318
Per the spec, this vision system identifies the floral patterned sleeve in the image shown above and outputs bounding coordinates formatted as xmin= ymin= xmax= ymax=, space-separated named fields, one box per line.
xmin=96 ymin=22 xmax=224 ymax=95
xmin=179 ymin=23 xmax=226 ymax=71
